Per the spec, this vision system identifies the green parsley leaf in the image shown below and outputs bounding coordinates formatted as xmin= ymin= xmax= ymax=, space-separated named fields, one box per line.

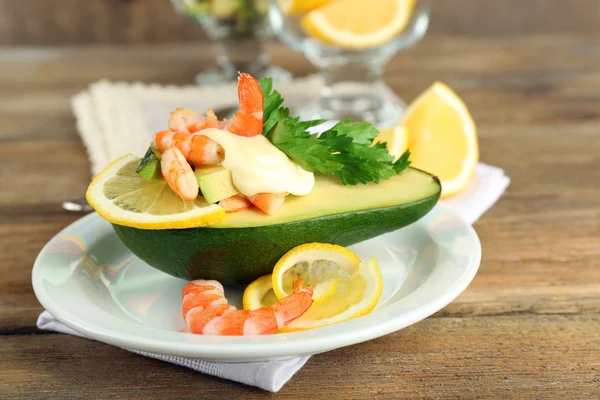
xmin=263 ymin=107 xmax=290 ymax=137
xmin=329 ymin=120 xmax=379 ymax=145
xmin=259 ymin=77 xmax=411 ymax=185
xmin=267 ymin=119 xmax=343 ymax=174
xmin=393 ymin=149 xmax=411 ymax=174
xmin=260 ymin=77 xmax=284 ymax=135
xmin=259 ymin=76 xmax=272 ymax=96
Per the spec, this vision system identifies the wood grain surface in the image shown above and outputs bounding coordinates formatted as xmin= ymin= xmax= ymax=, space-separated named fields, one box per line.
xmin=1 ymin=33 xmax=600 ymax=399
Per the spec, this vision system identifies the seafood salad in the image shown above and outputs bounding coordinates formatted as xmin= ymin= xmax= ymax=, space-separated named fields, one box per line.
xmin=86 ymin=72 xmax=434 ymax=336
xmin=152 ymin=73 xmax=314 ymax=216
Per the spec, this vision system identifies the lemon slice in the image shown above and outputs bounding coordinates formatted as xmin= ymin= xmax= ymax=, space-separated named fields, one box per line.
xmin=375 ymin=125 xmax=409 ymax=162
xmin=243 ymin=274 xmax=338 ymax=310
xmin=86 ymin=154 xmax=226 ymax=229
xmin=243 ymin=274 xmax=280 ymax=310
xmin=271 ymin=243 xmax=383 ymax=331
xmin=278 ymin=0 xmax=332 ymax=14
xmin=301 ymin=0 xmax=415 ymax=49
xmin=400 ymin=82 xmax=479 ymax=197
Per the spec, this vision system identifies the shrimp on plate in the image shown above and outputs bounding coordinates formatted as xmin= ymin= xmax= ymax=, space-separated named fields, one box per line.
xmin=182 ymin=278 xmax=313 ymax=335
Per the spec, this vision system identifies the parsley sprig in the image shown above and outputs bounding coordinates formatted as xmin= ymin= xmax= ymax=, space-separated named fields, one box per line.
xmin=260 ymin=77 xmax=411 ymax=185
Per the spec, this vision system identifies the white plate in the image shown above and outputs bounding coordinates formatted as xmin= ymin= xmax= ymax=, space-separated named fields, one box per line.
xmin=32 ymin=205 xmax=481 ymax=362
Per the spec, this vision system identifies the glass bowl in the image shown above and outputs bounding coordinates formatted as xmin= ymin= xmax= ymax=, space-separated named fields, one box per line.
xmin=269 ymin=0 xmax=431 ymax=125
xmin=172 ymin=0 xmax=291 ymax=84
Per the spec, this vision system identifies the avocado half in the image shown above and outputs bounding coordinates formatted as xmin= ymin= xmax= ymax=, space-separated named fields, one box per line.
xmin=112 ymin=168 xmax=441 ymax=284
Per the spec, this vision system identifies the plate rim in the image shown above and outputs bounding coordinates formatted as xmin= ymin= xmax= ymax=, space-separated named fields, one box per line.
xmin=32 ymin=206 xmax=481 ymax=360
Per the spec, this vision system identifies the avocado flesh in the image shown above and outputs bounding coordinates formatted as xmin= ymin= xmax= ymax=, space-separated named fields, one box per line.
xmin=137 ymin=159 xmax=160 ymax=180
xmin=195 ymin=166 xmax=239 ymax=204
xmin=136 ymin=144 xmax=161 ymax=180
xmin=213 ymin=168 xmax=440 ymax=228
xmin=112 ymin=168 xmax=441 ymax=284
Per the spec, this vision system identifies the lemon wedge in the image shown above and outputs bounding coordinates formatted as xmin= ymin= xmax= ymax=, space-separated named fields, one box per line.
xmin=400 ymin=82 xmax=479 ymax=197
xmin=271 ymin=243 xmax=383 ymax=331
xmin=301 ymin=0 xmax=415 ymax=49
xmin=86 ymin=154 xmax=226 ymax=229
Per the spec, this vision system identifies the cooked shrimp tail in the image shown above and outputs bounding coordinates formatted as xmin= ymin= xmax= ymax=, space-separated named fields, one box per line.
xmin=228 ymin=73 xmax=264 ymax=137
xmin=182 ymin=278 xmax=313 ymax=335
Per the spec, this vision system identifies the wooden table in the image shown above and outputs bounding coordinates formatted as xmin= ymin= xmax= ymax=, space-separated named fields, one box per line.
xmin=1 ymin=36 xmax=600 ymax=399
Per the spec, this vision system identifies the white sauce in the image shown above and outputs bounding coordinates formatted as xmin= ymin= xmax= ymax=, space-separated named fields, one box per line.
xmin=197 ymin=129 xmax=315 ymax=197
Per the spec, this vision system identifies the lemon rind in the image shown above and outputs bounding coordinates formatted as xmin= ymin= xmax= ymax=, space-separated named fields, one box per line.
xmin=86 ymin=154 xmax=227 ymax=230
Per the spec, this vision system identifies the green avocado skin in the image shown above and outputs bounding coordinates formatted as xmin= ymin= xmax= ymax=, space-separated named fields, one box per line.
xmin=112 ymin=191 xmax=440 ymax=285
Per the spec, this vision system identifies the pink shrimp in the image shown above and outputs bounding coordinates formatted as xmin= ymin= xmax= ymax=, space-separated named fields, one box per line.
xmin=160 ymin=147 xmax=199 ymax=202
xmin=155 ymin=130 xmax=224 ymax=166
xmin=218 ymin=195 xmax=251 ymax=213
xmin=156 ymin=108 xmax=225 ymax=166
xmin=168 ymin=108 xmax=220 ymax=134
xmin=248 ymin=192 xmax=288 ymax=215
xmin=227 ymin=73 xmax=264 ymax=137
xmin=155 ymin=72 xmax=263 ymax=166
xmin=182 ymin=279 xmax=313 ymax=336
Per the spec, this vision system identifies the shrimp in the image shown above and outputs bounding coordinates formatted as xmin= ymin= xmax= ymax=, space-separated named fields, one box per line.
xmin=155 ymin=130 xmax=224 ymax=166
xmin=160 ymin=147 xmax=199 ymax=202
xmin=227 ymin=73 xmax=264 ymax=137
xmin=169 ymin=108 xmax=220 ymax=134
xmin=248 ymin=192 xmax=288 ymax=215
xmin=218 ymin=195 xmax=251 ymax=212
xmin=156 ymin=72 xmax=263 ymax=167
xmin=182 ymin=278 xmax=313 ymax=335
xmin=156 ymin=108 xmax=225 ymax=166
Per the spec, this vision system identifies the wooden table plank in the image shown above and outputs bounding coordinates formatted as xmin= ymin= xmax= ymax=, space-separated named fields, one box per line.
xmin=1 ymin=34 xmax=600 ymax=397
xmin=2 ymin=315 xmax=599 ymax=399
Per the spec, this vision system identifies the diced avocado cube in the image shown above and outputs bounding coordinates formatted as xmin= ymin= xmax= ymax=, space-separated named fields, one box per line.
xmin=138 ymin=158 xmax=161 ymax=180
xmin=136 ymin=143 xmax=162 ymax=180
xmin=195 ymin=166 xmax=239 ymax=204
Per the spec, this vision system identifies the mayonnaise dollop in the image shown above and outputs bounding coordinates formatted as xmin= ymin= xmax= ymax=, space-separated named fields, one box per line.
xmin=198 ymin=129 xmax=315 ymax=197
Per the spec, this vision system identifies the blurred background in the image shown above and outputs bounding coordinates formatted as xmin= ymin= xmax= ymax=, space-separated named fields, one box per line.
xmin=1 ymin=0 xmax=599 ymax=206
xmin=1 ymin=0 xmax=598 ymax=44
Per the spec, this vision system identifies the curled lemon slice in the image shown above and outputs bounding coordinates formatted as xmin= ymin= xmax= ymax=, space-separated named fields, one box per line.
xmin=271 ymin=243 xmax=383 ymax=331
xmin=243 ymin=274 xmax=280 ymax=311
xmin=243 ymin=273 xmax=338 ymax=310
xmin=86 ymin=154 xmax=226 ymax=229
